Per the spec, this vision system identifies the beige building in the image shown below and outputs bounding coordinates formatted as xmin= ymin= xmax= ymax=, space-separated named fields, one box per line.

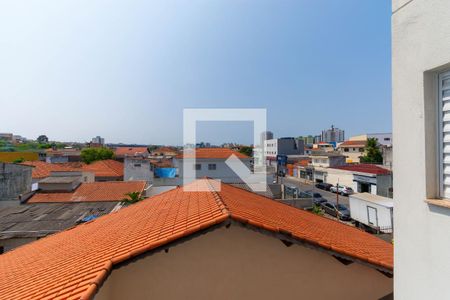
xmin=337 ymin=140 xmax=366 ymax=163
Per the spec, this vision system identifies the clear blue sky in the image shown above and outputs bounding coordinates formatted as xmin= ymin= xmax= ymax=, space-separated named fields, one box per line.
xmin=0 ymin=0 xmax=391 ymax=145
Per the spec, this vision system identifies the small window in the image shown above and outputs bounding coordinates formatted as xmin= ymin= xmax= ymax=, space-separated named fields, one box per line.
xmin=208 ymin=164 xmax=216 ymax=170
xmin=134 ymin=163 xmax=141 ymax=167
xmin=194 ymin=164 xmax=201 ymax=170
xmin=359 ymin=148 xmax=364 ymax=152
xmin=344 ymin=148 xmax=349 ymax=152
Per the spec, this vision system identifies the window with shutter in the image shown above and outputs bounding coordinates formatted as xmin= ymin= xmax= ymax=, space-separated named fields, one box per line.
xmin=439 ymin=70 xmax=450 ymax=198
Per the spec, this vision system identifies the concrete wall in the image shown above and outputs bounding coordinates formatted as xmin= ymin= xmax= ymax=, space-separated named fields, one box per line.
xmin=392 ymin=0 xmax=450 ymax=298
xmin=124 ymin=158 xmax=153 ymax=183
xmin=95 ymin=226 xmax=392 ymax=300
xmin=0 ymin=163 xmax=32 ymax=202
xmin=174 ymin=158 xmax=253 ymax=183
xmin=376 ymin=174 xmax=393 ymax=198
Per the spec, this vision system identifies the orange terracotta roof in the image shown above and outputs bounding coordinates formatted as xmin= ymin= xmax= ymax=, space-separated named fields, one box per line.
xmin=176 ymin=148 xmax=249 ymax=159
xmin=28 ymin=181 xmax=146 ymax=203
xmin=21 ymin=161 xmax=73 ymax=179
xmin=338 ymin=140 xmax=367 ymax=147
xmin=82 ymin=159 xmax=123 ymax=178
xmin=22 ymin=160 xmax=123 ymax=179
xmin=114 ymin=147 xmax=149 ymax=157
xmin=0 ymin=179 xmax=392 ymax=300
xmin=333 ymin=164 xmax=391 ymax=175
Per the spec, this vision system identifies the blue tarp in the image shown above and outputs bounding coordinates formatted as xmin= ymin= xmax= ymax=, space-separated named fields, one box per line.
xmin=155 ymin=168 xmax=177 ymax=178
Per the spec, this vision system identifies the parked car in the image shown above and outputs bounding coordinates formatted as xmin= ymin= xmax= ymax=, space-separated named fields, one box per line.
xmin=315 ymin=182 xmax=333 ymax=191
xmin=304 ymin=191 xmax=327 ymax=205
xmin=320 ymin=202 xmax=351 ymax=221
xmin=330 ymin=185 xmax=354 ymax=196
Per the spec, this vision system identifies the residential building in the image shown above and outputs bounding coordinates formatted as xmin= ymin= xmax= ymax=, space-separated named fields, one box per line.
xmin=150 ymin=146 xmax=178 ymax=157
xmin=337 ymin=140 xmax=367 ymax=163
xmin=0 ymin=133 xmax=13 ymax=142
xmin=174 ymin=148 xmax=253 ymax=183
xmin=0 ymin=163 xmax=33 ymax=207
xmin=0 ymin=202 xmax=120 ymax=252
xmin=0 ymin=179 xmax=393 ymax=300
xmin=124 ymin=157 xmax=153 ymax=183
xmin=114 ymin=146 xmax=149 ymax=161
xmin=27 ymin=181 xmax=147 ymax=203
xmin=260 ymin=130 xmax=273 ymax=147
xmin=264 ymin=137 xmax=304 ymax=158
xmin=310 ymin=152 xmax=346 ymax=168
xmin=22 ymin=159 xmax=124 ymax=182
xmin=312 ymin=142 xmax=334 ymax=152
xmin=321 ymin=125 xmax=345 ymax=144
xmin=298 ymin=135 xmax=314 ymax=146
xmin=392 ymin=0 xmax=450 ymax=298
xmin=333 ymin=164 xmax=393 ymax=198
xmin=45 ymin=148 xmax=81 ymax=163
xmin=91 ymin=136 xmax=105 ymax=146
xmin=350 ymin=133 xmax=392 ymax=147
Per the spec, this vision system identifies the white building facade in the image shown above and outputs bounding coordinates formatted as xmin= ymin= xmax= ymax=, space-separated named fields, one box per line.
xmin=393 ymin=0 xmax=450 ymax=298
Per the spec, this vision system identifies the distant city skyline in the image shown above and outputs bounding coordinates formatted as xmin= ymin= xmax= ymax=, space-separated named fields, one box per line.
xmin=0 ymin=0 xmax=391 ymax=145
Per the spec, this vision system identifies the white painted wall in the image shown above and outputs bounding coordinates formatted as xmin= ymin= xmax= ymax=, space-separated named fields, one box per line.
xmin=174 ymin=158 xmax=252 ymax=183
xmin=392 ymin=0 xmax=450 ymax=298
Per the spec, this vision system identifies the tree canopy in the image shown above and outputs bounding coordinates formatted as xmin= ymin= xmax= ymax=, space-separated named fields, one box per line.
xmin=360 ymin=138 xmax=383 ymax=164
xmin=80 ymin=148 xmax=114 ymax=164
xmin=239 ymin=146 xmax=253 ymax=157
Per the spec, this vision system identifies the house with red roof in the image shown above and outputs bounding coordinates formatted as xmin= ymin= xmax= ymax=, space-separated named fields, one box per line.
xmin=174 ymin=148 xmax=253 ymax=184
xmin=336 ymin=140 xmax=367 ymax=163
xmin=114 ymin=147 xmax=149 ymax=161
xmin=0 ymin=179 xmax=393 ymax=300
xmin=22 ymin=159 xmax=124 ymax=182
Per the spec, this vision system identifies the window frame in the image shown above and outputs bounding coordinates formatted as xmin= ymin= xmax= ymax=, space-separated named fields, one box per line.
xmin=438 ymin=70 xmax=450 ymax=199
xmin=208 ymin=163 xmax=217 ymax=170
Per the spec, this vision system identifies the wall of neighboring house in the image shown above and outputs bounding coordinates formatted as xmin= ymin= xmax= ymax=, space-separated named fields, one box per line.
xmin=393 ymin=0 xmax=450 ymax=298
xmin=124 ymin=158 xmax=153 ymax=183
xmin=95 ymin=226 xmax=392 ymax=300
xmin=0 ymin=163 xmax=32 ymax=204
xmin=316 ymin=167 xmax=354 ymax=188
xmin=174 ymin=158 xmax=253 ymax=183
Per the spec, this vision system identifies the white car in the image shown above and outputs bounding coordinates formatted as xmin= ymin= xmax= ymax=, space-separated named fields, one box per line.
xmin=330 ymin=185 xmax=354 ymax=196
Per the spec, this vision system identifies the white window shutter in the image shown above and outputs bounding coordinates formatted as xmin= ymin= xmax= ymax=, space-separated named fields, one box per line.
xmin=440 ymin=71 xmax=450 ymax=198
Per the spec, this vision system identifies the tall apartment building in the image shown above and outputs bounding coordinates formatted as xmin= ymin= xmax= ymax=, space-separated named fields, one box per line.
xmin=321 ymin=125 xmax=345 ymax=143
xmin=264 ymin=137 xmax=304 ymax=158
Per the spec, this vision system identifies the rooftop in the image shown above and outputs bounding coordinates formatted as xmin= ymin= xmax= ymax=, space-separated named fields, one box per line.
xmin=338 ymin=140 xmax=367 ymax=147
xmin=176 ymin=148 xmax=249 ymax=159
xmin=0 ymin=179 xmax=393 ymax=300
xmin=22 ymin=160 xmax=124 ymax=179
xmin=28 ymin=181 xmax=147 ymax=203
xmin=350 ymin=193 xmax=394 ymax=208
xmin=114 ymin=147 xmax=149 ymax=157
xmin=332 ymin=164 xmax=391 ymax=175
xmin=0 ymin=202 xmax=119 ymax=240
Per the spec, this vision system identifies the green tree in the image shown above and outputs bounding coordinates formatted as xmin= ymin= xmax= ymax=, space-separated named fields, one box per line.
xmin=121 ymin=191 xmax=145 ymax=205
xmin=12 ymin=158 xmax=24 ymax=163
xmin=80 ymin=148 xmax=114 ymax=164
xmin=239 ymin=146 xmax=253 ymax=157
xmin=360 ymin=138 xmax=383 ymax=164
xmin=311 ymin=205 xmax=324 ymax=216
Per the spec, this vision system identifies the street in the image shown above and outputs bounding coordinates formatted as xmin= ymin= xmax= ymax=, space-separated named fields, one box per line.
xmin=282 ymin=176 xmax=350 ymax=206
